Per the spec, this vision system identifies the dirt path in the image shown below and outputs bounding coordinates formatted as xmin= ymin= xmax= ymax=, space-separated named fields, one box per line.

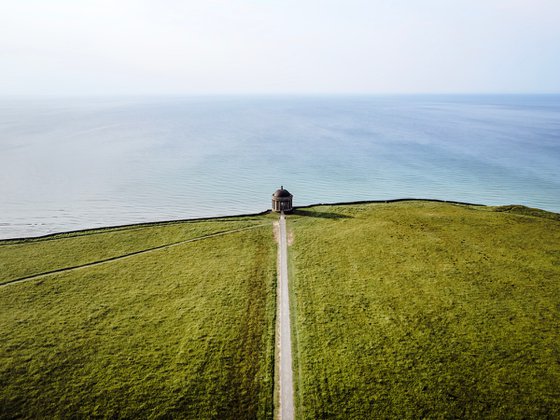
xmin=277 ymin=212 xmax=294 ymax=419
xmin=1 ymin=224 xmax=268 ymax=288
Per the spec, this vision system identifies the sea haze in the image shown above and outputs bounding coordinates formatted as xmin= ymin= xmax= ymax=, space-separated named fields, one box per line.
xmin=0 ymin=95 xmax=559 ymax=239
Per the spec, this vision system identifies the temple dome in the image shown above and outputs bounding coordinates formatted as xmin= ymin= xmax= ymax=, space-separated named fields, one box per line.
xmin=273 ymin=186 xmax=292 ymax=198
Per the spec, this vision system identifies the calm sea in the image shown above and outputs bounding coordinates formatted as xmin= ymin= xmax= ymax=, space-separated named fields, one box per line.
xmin=1 ymin=95 xmax=559 ymax=239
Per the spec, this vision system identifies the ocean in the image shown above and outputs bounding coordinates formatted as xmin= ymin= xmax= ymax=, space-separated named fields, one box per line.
xmin=1 ymin=94 xmax=559 ymax=239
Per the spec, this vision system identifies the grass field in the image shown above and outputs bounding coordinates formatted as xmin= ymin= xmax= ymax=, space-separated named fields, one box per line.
xmin=2 ymin=202 xmax=559 ymax=418
xmin=1 ymin=217 xmax=265 ymax=284
xmin=288 ymin=202 xmax=560 ymax=418
xmin=0 ymin=216 xmax=277 ymax=418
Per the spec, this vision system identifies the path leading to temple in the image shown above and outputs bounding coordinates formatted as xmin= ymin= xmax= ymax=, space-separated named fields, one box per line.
xmin=277 ymin=212 xmax=294 ymax=419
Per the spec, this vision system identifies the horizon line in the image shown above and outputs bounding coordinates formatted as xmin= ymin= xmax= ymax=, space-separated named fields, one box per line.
xmin=2 ymin=91 xmax=560 ymax=99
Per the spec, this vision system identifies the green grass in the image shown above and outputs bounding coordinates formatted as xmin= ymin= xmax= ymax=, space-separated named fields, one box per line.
xmin=0 ymin=216 xmax=277 ymax=418
xmin=2 ymin=202 xmax=559 ymax=418
xmin=288 ymin=201 xmax=560 ymax=418
xmin=0 ymin=217 xmax=266 ymax=284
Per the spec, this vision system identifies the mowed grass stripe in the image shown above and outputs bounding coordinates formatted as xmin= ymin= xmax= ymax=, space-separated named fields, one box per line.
xmin=1 ymin=223 xmax=269 ymax=287
xmin=289 ymin=202 xmax=560 ymax=418
xmin=1 ymin=223 xmax=277 ymax=418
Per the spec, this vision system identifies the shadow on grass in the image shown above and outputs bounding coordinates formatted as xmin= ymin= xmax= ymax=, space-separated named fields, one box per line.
xmin=291 ymin=209 xmax=353 ymax=219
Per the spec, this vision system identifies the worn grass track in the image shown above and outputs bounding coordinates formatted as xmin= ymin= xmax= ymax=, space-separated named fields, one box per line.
xmin=0 ymin=218 xmax=265 ymax=285
xmin=0 ymin=216 xmax=277 ymax=419
xmin=288 ymin=201 xmax=560 ymax=418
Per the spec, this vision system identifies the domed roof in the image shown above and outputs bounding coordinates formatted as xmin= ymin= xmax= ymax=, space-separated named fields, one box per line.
xmin=273 ymin=186 xmax=292 ymax=198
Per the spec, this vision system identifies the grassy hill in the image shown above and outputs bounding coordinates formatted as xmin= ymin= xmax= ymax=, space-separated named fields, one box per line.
xmin=0 ymin=216 xmax=277 ymax=418
xmin=288 ymin=201 xmax=560 ymax=418
xmin=1 ymin=201 xmax=559 ymax=418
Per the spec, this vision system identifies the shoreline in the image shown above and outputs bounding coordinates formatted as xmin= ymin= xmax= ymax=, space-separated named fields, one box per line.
xmin=3 ymin=197 xmax=553 ymax=243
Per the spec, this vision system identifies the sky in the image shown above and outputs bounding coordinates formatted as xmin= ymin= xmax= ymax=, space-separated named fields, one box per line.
xmin=1 ymin=0 xmax=559 ymax=95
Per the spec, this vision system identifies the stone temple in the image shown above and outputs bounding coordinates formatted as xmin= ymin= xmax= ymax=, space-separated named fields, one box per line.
xmin=272 ymin=186 xmax=293 ymax=213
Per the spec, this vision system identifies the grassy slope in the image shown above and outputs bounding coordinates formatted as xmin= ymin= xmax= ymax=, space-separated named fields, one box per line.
xmin=0 ymin=217 xmax=264 ymax=284
xmin=0 ymin=216 xmax=277 ymax=419
xmin=289 ymin=202 xmax=560 ymax=418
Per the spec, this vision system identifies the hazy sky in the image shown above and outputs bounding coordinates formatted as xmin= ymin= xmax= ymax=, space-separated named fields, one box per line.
xmin=1 ymin=0 xmax=559 ymax=95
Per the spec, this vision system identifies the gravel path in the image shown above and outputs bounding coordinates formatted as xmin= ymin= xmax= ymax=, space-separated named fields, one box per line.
xmin=277 ymin=212 xmax=294 ymax=419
